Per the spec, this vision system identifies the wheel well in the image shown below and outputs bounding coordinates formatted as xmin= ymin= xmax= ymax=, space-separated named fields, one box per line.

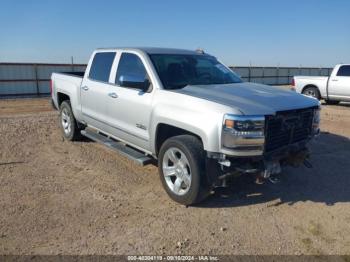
xmin=57 ymin=92 xmax=70 ymax=107
xmin=302 ymin=85 xmax=319 ymax=94
xmin=155 ymin=124 xmax=203 ymax=156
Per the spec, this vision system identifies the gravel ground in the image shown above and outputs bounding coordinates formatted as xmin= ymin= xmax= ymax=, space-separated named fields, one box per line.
xmin=0 ymin=98 xmax=349 ymax=255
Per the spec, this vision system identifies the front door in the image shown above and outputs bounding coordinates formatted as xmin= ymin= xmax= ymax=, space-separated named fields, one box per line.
xmin=328 ymin=65 xmax=350 ymax=101
xmin=106 ymin=52 xmax=154 ymax=152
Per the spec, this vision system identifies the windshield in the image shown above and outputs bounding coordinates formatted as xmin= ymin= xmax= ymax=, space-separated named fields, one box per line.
xmin=149 ymin=54 xmax=242 ymax=89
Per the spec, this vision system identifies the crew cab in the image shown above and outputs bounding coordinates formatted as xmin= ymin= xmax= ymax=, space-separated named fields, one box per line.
xmin=292 ymin=64 xmax=350 ymax=104
xmin=51 ymin=47 xmax=320 ymax=205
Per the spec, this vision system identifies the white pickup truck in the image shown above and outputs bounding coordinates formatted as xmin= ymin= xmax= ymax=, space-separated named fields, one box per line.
xmin=293 ymin=64 xmax=350 ymax=104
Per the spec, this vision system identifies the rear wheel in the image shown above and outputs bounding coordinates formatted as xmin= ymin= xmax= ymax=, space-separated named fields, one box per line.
xmin=302 ymin=86 xmax=321 ymax=100
xmin=158 ymin=135 xmax=209 ymax=205
xmin=59 ymin=101 xmax=83 ymax=141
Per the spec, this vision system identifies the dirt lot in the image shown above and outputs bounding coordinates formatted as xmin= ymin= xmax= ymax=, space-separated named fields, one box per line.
xmin=0 ymin=97 xmax=350 ymax=255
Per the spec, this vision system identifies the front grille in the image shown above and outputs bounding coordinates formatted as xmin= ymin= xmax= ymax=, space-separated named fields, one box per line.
xmin=265 ymin=108 xmax=315 ymax=152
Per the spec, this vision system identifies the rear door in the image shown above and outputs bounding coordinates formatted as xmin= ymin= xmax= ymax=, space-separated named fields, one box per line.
xmin=81 ymin=51 xmax=116 ymax=129
xmin=106 ymin=52 xmax=154 ymax=151
xmin=328 ymin=65 xmax=350 ymax=101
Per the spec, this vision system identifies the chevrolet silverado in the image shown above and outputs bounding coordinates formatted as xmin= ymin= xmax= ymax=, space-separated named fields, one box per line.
xmin=51 ymin=47 xmax=320 ymax=205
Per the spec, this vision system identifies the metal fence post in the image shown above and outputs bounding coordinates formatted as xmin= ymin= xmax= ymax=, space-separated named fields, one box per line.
xmin=247 ymin=67 xmax=250 ymax=82
xmin=71 ymin=56 xmax=74 ymax=72
xmin=34 ymin=64 xmax=40 ymax=96
xmin=262 ymin=67 xmax=265 ymax=84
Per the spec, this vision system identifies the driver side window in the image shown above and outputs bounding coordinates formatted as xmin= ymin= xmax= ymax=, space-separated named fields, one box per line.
xmin=115 ymin=53 xmax=147 ymax=85
xmin=337 ymin=65 xmax=350 ymax=77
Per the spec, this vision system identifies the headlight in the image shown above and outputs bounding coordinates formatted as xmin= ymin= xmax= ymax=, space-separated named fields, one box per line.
xmin=223 ymin=116 xmax=264 ymax=134
xmin=222 ymin=114 xmax=265 ymax=150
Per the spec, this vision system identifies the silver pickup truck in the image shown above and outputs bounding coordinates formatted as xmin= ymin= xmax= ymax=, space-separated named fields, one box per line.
xmin=51 ymin=47 xmax=320 ymax=205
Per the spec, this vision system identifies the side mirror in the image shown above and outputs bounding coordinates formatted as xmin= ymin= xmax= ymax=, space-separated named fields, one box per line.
xmin=118 ymin=74 xmax=150 ymax=91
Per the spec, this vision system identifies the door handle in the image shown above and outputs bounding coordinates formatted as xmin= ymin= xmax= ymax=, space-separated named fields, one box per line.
xmin=82 ymin=86 xmax=89 ymax=91
xmin=332 ymin=79 xmax=338 ymax=82
xmin=108 ymin=92 xmax=118 ymax=98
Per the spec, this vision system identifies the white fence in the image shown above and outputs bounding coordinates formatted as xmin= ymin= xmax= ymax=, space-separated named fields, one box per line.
xmin=230 ymin=66 xmax=332 ymax=85
xmin=0 ymin=63 xmax=86 ymax=97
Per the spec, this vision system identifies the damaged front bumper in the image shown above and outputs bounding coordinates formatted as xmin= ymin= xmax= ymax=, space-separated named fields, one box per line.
xmin=206 ymin=139 xmax=313 ymax=187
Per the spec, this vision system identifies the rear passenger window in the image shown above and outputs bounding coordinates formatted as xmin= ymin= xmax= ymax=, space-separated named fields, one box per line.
xmin=115 ymin=53 xmax=147 ymax=85
xmin=337 ymin=65 xmax=350 ymax=77
xmin=89 ymin=52 xmax=116 ymax=82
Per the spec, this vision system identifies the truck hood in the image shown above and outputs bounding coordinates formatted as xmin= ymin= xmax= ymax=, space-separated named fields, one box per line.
xmin=173 ymin=82 xmax=319 ymax=115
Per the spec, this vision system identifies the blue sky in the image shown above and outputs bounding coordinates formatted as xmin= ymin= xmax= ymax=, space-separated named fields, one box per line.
xmin=1 ymin=0 xmax=349 ymax=66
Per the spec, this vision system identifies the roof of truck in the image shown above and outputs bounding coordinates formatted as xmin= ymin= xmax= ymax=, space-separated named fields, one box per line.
xmin=96 ymin=47 xmax=208 ymax=55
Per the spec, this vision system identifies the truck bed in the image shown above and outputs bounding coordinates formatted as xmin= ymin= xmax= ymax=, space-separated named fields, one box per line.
xmin=293 ymin=75 xmax=328 ymax=98
xmin=51 ymin=72 xmax=85 ymax=110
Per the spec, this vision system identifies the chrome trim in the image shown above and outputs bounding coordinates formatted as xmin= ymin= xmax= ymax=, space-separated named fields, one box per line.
xmin=223 ymin=115 xmax=265 ymax=123
xmin=221 ymin=147 xmax=264 ymax=156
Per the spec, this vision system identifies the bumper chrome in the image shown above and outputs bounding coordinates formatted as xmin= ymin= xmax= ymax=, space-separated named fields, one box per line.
xmin=221 ymin=130 xmax=265 ymax=156
xmin=221 ymin=147 xmax=264 ymax=156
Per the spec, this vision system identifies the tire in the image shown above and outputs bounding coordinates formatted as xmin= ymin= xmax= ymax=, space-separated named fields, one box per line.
xmin=302 ymin=86 xmax=321 ymax=100
xmin=158 ymin=135 xmax=209 ymax=205
xmin=325 ymin=99 xmax=340 ymax=105
xmin=59 ymin=100 xmax=82 ymax=141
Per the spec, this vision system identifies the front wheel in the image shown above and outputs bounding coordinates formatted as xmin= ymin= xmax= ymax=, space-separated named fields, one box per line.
xmin=158 ymin=135 xmax=209 ymax=205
